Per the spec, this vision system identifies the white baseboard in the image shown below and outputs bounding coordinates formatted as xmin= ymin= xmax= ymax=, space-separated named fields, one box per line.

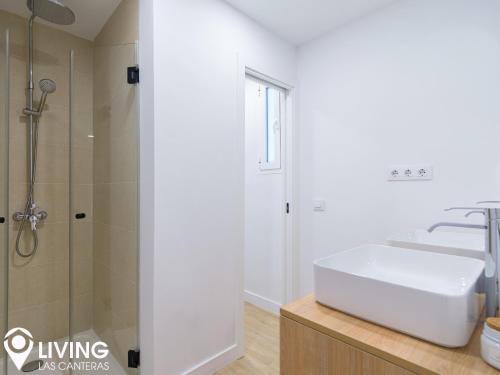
xmin=182 ymin=344 xmax=241 ymax=375
xmin=244 ymin=290 xmax=281 ymax=316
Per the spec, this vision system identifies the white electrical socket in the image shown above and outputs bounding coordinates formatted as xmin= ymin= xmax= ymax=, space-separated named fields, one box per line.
xmin=388 ymin=165 xmax=433 ymax=181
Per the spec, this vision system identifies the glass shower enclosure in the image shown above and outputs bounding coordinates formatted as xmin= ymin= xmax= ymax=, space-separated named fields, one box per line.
xmin=0 ymin=3 xmax=139 ymax=373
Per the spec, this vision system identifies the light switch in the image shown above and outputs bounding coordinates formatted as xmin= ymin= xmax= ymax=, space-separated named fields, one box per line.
xmin=314 ymin=200 xmax=326 ymax=212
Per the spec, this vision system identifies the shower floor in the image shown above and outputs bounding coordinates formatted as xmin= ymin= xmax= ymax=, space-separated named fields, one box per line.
xmin=2 ymin=329 xmax=126 ymax=374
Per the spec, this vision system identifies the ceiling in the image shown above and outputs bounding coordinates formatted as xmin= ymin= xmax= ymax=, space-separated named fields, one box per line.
xmin=0 ymin=0 xmax=122 ymax=40
xmin=224 ymin=0 xmax=399 ymax=45
xmin=0 ymin=0 xmax=400 ymax=44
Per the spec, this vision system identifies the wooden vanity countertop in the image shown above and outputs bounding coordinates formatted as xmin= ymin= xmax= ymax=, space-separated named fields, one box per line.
xmin=281 ymin=295 xmax=498 ymax=375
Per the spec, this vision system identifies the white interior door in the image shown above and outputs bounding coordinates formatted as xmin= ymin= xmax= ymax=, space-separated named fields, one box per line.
xmin=244 ymin=76 xmax=286 ymax=315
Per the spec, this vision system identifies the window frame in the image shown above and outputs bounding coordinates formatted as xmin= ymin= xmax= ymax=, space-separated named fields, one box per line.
xmin=259 ymin=84 xmax=284 ymax=172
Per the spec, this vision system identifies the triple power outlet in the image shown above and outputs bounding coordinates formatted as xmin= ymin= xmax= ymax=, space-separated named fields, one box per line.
xmin=388 ymin=165 xmax=433 ymax=181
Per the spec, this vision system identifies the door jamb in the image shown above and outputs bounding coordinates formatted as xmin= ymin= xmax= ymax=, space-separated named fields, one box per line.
xmin=235 ymin=60 xmax=297 ymax=358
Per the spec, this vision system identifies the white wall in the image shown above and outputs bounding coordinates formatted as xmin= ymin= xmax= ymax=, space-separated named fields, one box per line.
xmin=141 ymin=0 xmax=500 ymax=371
xmin=147 ymin=0 xmax=296 ymax=373
xmin=244 ymin=77 xmax=285 ymax=314
xmin=297 ymin=0 xmax=500 ymax=295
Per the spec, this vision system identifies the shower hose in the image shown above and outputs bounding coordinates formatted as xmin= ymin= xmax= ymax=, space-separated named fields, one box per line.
xmin=15 ymin=118 xmax=40 ymax=258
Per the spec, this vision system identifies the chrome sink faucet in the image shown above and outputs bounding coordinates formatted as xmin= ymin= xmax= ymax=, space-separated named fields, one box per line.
xmin=427 ymin=221 xmax=487 ymax=232
xmin=428 ymin=204 xmax=500 ymax=318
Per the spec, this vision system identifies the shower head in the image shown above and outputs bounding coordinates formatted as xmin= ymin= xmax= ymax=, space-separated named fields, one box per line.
xmin=39 ymin=79 xmax=56 ymax=94
xmin=36 ymin=79 xmax=56 ymax=114
xmin=27 ymin=0 xmax=75 ymax=25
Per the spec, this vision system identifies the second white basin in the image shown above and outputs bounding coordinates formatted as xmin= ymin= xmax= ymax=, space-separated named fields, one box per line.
xmin=314 ymin=245 xmax=484 ymax=347
xmin=387 ymin=229 xmax=484 ymax=259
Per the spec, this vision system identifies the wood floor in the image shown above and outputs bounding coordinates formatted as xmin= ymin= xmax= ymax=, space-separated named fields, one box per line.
xmin=216 ymin=303 xmax=279 ymax=375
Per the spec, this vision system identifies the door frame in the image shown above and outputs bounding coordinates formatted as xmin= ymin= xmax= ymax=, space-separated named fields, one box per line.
xmin=236 ymin=60 xmax=298 ymax=357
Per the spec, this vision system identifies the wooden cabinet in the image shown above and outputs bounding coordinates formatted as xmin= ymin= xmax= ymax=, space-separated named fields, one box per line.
xmin=281 ymin=296 xmax=497 ymax=375
xmin=281 ymin=316 xmax=415 ymax=375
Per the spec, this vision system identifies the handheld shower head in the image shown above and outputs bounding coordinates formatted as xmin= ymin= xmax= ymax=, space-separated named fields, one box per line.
xmin=39 ymin=78 xmax=56 ymax=94
xmin=37 ymin=79 xmax=56 ymax=114
xmin=22 ymin=79 xmax=56 ymax=117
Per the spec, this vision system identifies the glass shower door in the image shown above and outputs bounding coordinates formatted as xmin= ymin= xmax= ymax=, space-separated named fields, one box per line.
xmin=91 ymin=40 xmax=139 ymax=375
xmin=0 ymin=26 xmax=8 ymax=375
xmin=70 ymin=41 xmax=139 ymax=374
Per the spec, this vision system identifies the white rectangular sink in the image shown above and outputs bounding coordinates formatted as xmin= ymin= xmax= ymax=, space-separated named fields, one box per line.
xmin=387 ymin=229 xmax=484 ymax=259
xmin=314 ymin=245 xmax=484 ymax=347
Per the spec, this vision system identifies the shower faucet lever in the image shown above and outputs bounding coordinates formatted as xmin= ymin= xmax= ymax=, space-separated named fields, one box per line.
xmin=29 ymin=212 xmax=47 ymax=231
xmin=30 ymin=215 xmax=37 ymax=231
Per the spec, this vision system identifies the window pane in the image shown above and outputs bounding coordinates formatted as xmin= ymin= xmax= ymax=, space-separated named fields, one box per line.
xmin=266 ymin=87 xmax=280 ymax=165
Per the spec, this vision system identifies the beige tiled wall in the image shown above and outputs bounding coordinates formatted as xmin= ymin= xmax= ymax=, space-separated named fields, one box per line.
xmin=0 ymin=0 xmax=138 ymax=364
xmin=92 ymin=0 xmax=138 ymax=372
xmin=0 ymin=10 xmax=94 ymax=343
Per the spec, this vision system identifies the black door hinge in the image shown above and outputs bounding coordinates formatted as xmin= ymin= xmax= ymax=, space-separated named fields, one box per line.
xmin=0 ymin=217 xmax=4 ymax=224
xmin=128 ymin=349 xmax=140 ymax=368
xmin=286 ymin=202 xmax=290 ymax=214
xmin=127 ymin=66 xmax=139 ymax=84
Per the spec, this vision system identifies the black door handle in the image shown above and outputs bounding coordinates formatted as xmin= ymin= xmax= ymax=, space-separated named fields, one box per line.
xmin=0 ymin=217 xmax=5 ymax=224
